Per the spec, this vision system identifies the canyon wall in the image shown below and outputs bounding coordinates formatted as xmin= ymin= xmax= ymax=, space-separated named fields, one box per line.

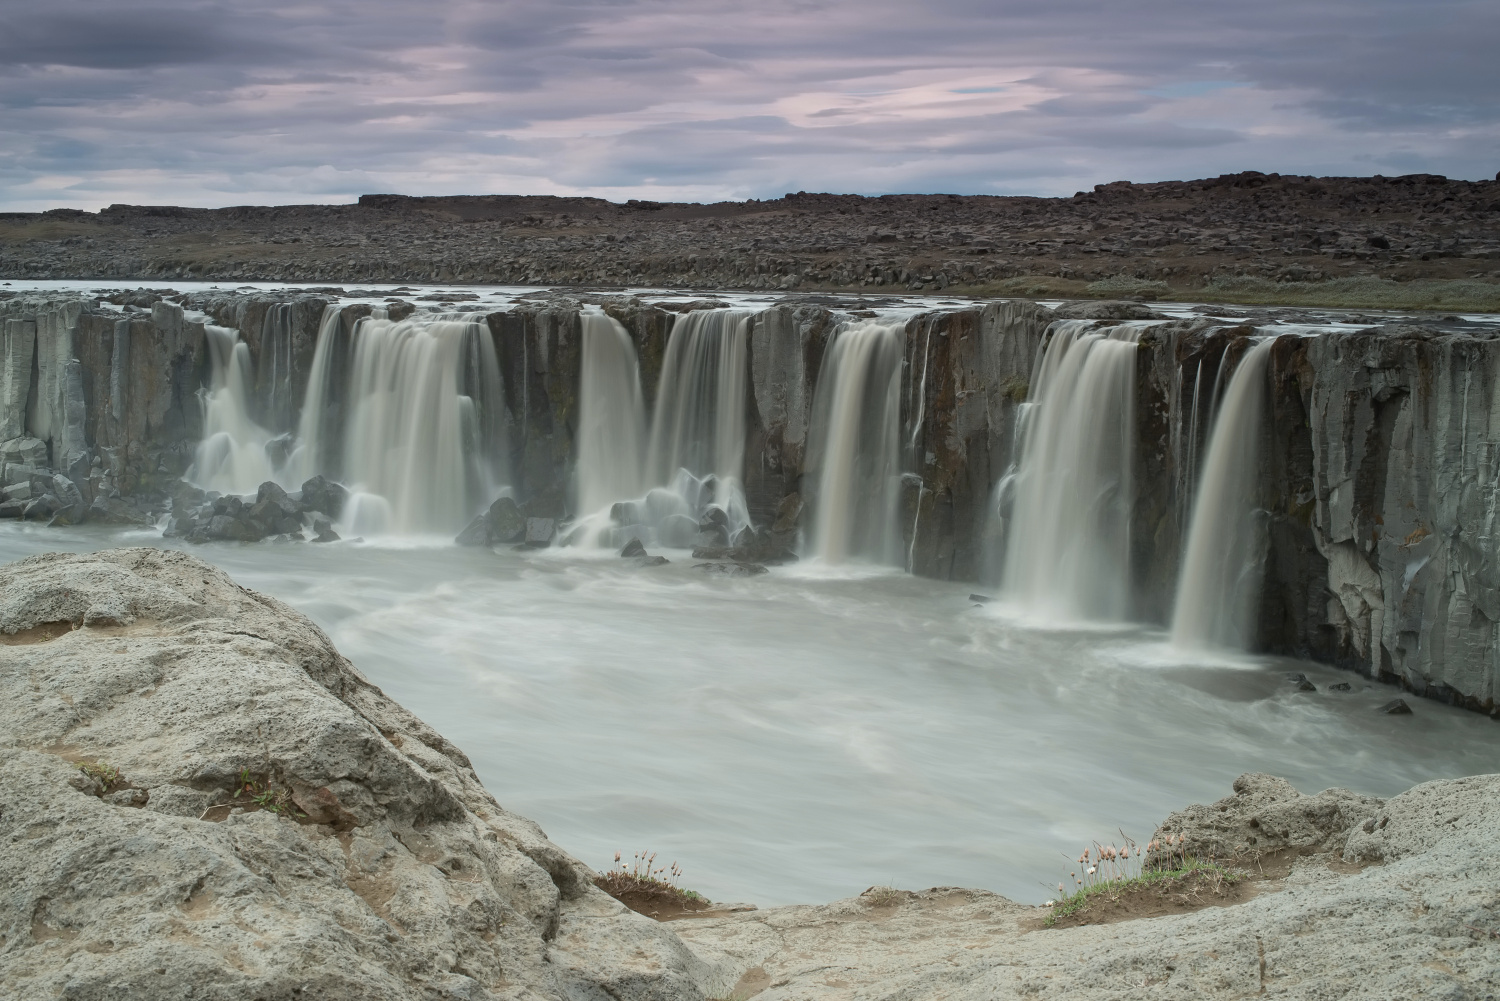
xmin=0 ymin=289 xmax=1494 ymax=713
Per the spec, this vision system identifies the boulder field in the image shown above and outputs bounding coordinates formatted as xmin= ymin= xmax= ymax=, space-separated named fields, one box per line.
xmin=2 ymin=549 xmax=1497 ymax=999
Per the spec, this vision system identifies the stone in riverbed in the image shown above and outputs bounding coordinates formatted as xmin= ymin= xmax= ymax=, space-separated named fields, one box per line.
xmin=299 ymin=474 xmax=348 ymax=519
xmin=693 ymin=561 xmax=769 ymax=577
xmin=1379 ymin=698 xmax=1413 ymax=714
xmin=524 ymin=517 xmax=555 ymax=547
xmin=620 ymin=538 xmax=646 ymax=557
xmin=1286 ymin=673 xmax=1318 ymax=692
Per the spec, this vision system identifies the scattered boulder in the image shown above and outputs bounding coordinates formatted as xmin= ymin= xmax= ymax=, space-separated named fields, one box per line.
xmin=620 ymin=538 xmax=647 ymax=558
xmin=969 ymin=593 xmax=992 ymax=603
xmin=457 ymin=496 xmax=527 ymax=547
xmin=455 ymin=514 xmax=492 ymax=546
xmin=628 ymin=555 xmax=670 ymax=568
xmin=1286 ymin=673 xmax=1317 ymax=692
xmin=524 ymin=517 xmax=555 ymax=548
xmin=311 ymin=515 xmax=341 ymax=543
xmin=1328 ymin=682 xmax=1352 ymax=692
xmin=300 ymin=474 xmax=348 ymax=519
xmin=1379 ymin=698 xmax=1413 ymax=715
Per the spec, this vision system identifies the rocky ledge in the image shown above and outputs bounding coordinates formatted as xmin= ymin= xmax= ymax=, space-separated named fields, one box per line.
xmin=3 ymin=550 xmax=1497 ymax=1000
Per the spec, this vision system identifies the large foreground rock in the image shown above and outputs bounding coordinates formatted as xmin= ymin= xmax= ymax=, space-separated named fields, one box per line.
xmin=0 ymin=548 xmax=711 ymax=1000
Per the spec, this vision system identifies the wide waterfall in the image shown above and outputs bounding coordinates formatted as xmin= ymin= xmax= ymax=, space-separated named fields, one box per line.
xmin=330 ymin=312 xmax=507 ymax=535
xmin=998 ymin=319 xmax=1149 ymax=621
xmin=187 ymin=324 xmax=280 ymax=494
xmin=1171 ymin=337 xmax=1276 ymax=650
xmin=573 ymin=310 xmax=647 ymax=537
xmin=805 ymin=319 xmax=906 ymax=564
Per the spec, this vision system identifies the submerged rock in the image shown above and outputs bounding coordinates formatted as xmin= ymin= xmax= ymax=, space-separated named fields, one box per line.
xmin=693 ymin=561 xmax=769 ymax=577
xmin=0 ymin=549 xmax=710 ymax=1000
xmin=620 ymin=538 xmax=647 ymax=558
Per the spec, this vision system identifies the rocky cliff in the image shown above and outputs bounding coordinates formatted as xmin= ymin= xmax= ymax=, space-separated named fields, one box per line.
xmin=0 ymin=288 xmax=1497 ymax=713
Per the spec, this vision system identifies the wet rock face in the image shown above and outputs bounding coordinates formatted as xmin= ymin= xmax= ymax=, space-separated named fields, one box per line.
xmin=0 ymin=548 xmax=711 ymax=1000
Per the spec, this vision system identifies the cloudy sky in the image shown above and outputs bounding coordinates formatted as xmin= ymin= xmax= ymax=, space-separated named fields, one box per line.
xmin=1 ymin=0 xmax=1496 ymax=211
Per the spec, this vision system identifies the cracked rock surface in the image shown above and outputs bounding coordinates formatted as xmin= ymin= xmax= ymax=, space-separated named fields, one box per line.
xmin=0 ymin=547 xmax=711 ymax=1000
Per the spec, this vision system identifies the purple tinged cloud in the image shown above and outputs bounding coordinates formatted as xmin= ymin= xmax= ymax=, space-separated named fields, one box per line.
xmin=0 ymin=0 xmax=1495 ymax=211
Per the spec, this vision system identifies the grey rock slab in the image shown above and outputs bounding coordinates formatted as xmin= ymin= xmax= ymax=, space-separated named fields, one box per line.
xmin=674 ymin=772 xmax=1500 ymax=1001
xmin=0 ymin=548 xmax=711 ymax=1001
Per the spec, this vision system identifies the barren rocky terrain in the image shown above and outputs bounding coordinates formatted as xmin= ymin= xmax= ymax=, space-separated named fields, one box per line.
xmin=4 ymin=172 xmax=1500 ymax=308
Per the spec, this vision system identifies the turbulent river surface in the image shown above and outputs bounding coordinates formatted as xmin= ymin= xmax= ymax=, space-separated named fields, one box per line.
xmin=3 ymin=522 xmax=1497 ymax=907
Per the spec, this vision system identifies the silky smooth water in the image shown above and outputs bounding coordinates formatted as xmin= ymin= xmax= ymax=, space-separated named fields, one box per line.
xmin=3 ymin=522 xmax=1496 ymax=908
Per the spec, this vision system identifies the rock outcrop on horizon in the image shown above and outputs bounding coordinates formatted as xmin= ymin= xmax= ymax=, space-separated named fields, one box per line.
xmin=3 ymin=549 xmax=1496 ymax=1000
xmin=3 ymin=173 xmax=1499 ymax=303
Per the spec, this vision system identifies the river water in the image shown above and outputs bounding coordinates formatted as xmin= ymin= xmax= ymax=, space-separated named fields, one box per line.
xmin=3 ymin=521 xmax=1496 ymax=907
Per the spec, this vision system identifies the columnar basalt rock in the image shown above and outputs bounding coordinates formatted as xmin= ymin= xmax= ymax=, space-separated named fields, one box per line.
xmin=0 ymin=287 xmax=1498 ymax=710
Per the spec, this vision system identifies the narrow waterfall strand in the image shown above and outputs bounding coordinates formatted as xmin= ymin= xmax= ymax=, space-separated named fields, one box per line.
xmin=1171 ymin=338 xmax=1276 ymax=650
xmin=1000 ymin=320 xmax=1147 ymax=620
xmin=187 ymin=325 xmax=278 ymax=494
xmin=288 ymin=304 xmax=343 ymax=483
xmin=806 ymin=319 xmax=905 ymax=564
xmin=575 ymin=310 xmax=647 ymax=519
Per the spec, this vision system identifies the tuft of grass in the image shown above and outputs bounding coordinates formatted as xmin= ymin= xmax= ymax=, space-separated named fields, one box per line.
xmin=234 ymin=769 xmax=305 ymax=819
xmin=78 ymin=761 xmax=123 ymax=793
xmin=595 ymin=850 xmax=709 ymax=918
xmin=1043 ymin=857 xmax=1239 ymax=927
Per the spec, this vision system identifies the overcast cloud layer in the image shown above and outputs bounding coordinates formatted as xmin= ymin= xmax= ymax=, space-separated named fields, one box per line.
xmin=1 ymin=0 xmax=1496 ymax=211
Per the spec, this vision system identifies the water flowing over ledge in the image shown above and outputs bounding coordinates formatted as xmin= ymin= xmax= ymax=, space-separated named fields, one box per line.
xmin=2 ymin=283 xmax=1499 ymax=713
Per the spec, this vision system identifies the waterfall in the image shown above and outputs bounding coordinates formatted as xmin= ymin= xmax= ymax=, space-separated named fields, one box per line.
xmin=805 ymin=319 xmax=905 ymax=564
xmin=1170 ymin=338 xmax=1276 ymax=650
xmin=999 ymin=320 xmax=1148 ymax=621
xmin=570 ymin=307 xmax=754 ymax=549
xmin=288 ymin=304 xmax=344 ymax=483
xmin=259 ymin=303 xmax=297 ymax=432
xmin=574 ymin=309 xmax=647 ymax=527
xmin=335 ymin=312 xmax=507 ymax=535
xmin=645 ymin=309 xmax=751 ymax=527
xmin=187 ymin=325 xmax=280 ymax=494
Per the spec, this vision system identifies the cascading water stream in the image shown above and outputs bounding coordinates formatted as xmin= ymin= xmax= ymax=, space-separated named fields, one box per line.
xmin=998 ymin=319 xmax=1149 ymax=621
xmin=572 ymin=310 xmax=648 ymax=544
xmin=644 ymin=309 xmax=752 ymax=534
xmin=805 ymin=319 xmax=905 ymax=564
xmin=187 ymin=325 xmax=280 ymax=494
xmin=332 ymin=312 xmax=507 ymax=536
xmin=287 ymin=304 xmax=345 ymax=483
xmin=1170 ymin=337 xmax=1276 ymax=650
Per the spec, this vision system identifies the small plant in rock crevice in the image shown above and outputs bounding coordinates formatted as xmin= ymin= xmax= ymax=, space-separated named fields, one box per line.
xmin=234 ymin=769 xmax=305 ymax=819
xmin=78 ymin=761 xmax=123 ymax=793
xmin=1041 ymin=831 xmax=1239 ymax=927
xmin=595 ymin=851 xmax=709 ymax=919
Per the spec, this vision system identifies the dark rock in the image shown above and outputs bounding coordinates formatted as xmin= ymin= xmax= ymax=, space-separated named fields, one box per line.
xmin=699 ymin=506 xmax=729 ymax=530
xmin=691 ymin=545 xmax=734 ymax=560
xmin=23 ymin=494 xmax=57 ymax=520
xmin=1329 ymin=682 xmax=1352 ymax=692
xmin=310 ymin=515 xmax=340 ymax=543
xmin=772 ymin=493 xmax=803 ymax=533
xmin=969 ymin=593 xmax=992 ymax=603
xmin=487 ymin=496 xmax=526 ymax=544
xmin=1366 ymin=235 xmax=1391 ymax=249
xmin=627 ymin=555 xmax=670 ymax=568
xmin=0 ymin=499 xmax=23 ymax=519
xmin=300 ymin=475 xmax=348 ymax=519
xmin=1379 ymin=699 xmax=1413 ymax=715
xmin=520 ymin=486 xmax=566 ymax=520
xmin=524 ymin=517 xmax=555 ymax=547
xmin=89 ymin=494 xmax=152 ymax=527
xmin=1286 ymin=673 xmax=1317 ymax=692
xmin=694 ymin=528 xmax=729 ymax=548
xmin=620 ymin=538 xmax=647 ymax=558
